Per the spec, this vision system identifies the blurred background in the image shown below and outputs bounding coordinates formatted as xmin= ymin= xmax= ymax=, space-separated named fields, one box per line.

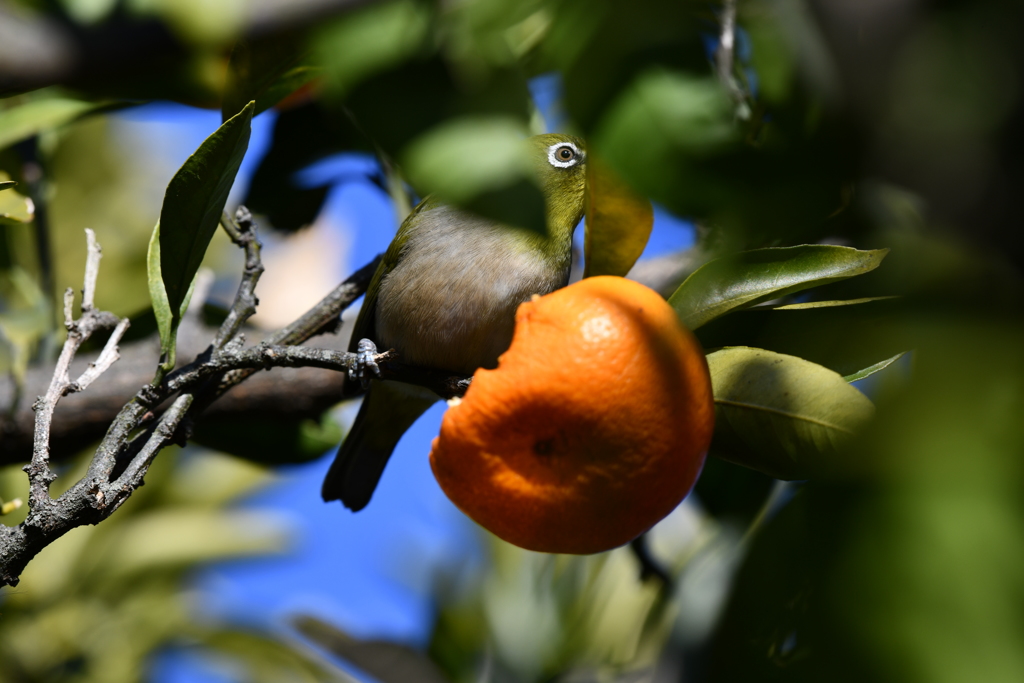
xmin=1 ymin=0 xmax=1023 ymax=681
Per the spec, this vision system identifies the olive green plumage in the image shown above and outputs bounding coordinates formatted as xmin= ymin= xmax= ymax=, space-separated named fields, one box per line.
xmin=322 ymin=133 xmax=587 ymax=510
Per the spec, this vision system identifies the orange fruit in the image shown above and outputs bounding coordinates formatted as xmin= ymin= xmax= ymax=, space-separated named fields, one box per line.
xmin=429 ymin=276 xmax=714 ymax=554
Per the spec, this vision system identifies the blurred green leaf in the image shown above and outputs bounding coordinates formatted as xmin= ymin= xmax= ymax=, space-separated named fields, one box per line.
xmin=0 ymin=446 xmax=347 ymax=683
xmin=97 ymin=508 xmax=288 ymax=578
xmin=0 ymin=497 xmax=21 ymax=515
xmin=844 ymin=352 xmax=907 ymax=383
xmin=550 ymin=0 xmax=709 ymax=131
xmin=695 ymin=296 xmax=906 ymax=378
xmin=670 ymin=245 xmax=889 ymax=330
xmin=243 ymin=101 xmax=360 ymax=232
xmin=402 ymin=115 xmax=546 ymax=231
xmin=692 ymin=455 xmax=775 ymax=525
xmin=0 ymin=95 xmax=100 ymax=151
xmin=202 ymin=629 xmax=356 ymax=683
xmin=591 ymin=69 xmax=737 ymax=206
xmin=430 ymin=533 xmax=679 ymax=682
xmin=708 ymin=347 xmax=875 ymax=480
xmin=340 ymin=52 xmax=532 ymax=159
xmin=158 ymin=101 xmax=253 ymax=337
xmin=190 ymin=414 xmax=343 ymax=465
xmin=222 ymin=31 xmax=320 ymax=121
xmin=315 ymin=0 xmax=432 ymax=100
xmin=133 ymin=0 xmax=246 ymax=47
xmin=708 ymin=487 xmax=815 ymax=681
xmin=0 ymin=172 xmax=33 ymax=225
xmin=0 ymin=327 xmax=14 ymax=376
xmin=294 ymin=615 xmax=450 ymax=683
xmin=403 ymin=116 xmax=529 ymax=202
xmin=59 ymin=0 xmax=119 ymax=24
xmin=742 ymin=1 xmax=799 ymax=105
xmin=584 ymin=155 xmax=653 ymax=278
xmin=714 ymin=323 xmax=1024 ymax=683
xmin=0 ymin=266 xmax=52 ymax=382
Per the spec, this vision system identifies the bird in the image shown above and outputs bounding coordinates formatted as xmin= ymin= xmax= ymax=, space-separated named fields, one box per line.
xmin=321 ymin=133 xmax=588 ymax=511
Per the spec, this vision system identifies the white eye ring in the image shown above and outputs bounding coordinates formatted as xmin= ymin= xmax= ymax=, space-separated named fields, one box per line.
xmin=547 ymin=141 xmax=583 ymax=168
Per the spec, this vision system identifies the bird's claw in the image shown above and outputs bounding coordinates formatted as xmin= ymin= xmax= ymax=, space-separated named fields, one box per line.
xmin=350 ymin=338 xmax=382 ymax=388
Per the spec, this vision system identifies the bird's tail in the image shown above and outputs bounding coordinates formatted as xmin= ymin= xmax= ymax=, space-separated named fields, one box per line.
xmin=322 ymin=380 xmax=438 ymax=511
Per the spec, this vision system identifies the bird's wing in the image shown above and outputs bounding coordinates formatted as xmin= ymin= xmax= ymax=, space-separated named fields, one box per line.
xmin=346 ymin=195 xmax=434 ymax=353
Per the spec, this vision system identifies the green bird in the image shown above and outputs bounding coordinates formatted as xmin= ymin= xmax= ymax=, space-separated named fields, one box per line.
xmin=322 ymin=133 xmax=588 ymax=511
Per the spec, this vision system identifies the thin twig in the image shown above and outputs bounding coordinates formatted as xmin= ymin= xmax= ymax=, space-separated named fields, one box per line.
xmin=214 ymin=207 xmax=264 ymax=349
xmin=162 ymin=344 xmax=468 ymax=401
xmin=82 ymin=228 xmax=101 ymax=311
xmin=73 ymin=318 xmax=130 ymax=392
xmin=24 ymin=232 xmax=126 ymax=514
xmin=115 ymin=393 xmax=194 ymax=490
xmin=715 ymin=0 xmax=748 ymax=113
xmin=183 ymin=252 xmax=384 ymax=426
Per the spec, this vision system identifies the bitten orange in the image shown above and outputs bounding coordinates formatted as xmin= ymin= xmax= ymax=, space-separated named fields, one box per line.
xmin=429 ymin=276 xmax=714 ymax=554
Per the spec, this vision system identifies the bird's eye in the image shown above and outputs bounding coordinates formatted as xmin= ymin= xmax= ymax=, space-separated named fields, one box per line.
xmin=547 ymin=141 xmax=582 ymax=168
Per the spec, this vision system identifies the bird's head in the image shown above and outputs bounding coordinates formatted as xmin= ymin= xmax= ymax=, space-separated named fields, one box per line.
xmin=527 ymin=133 xmax=587 ymax=242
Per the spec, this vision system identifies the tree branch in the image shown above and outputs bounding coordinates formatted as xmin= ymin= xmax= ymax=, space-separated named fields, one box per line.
xmin=214 ymin=206 xmax=264 ymax=350
xmin=26 ymin=230 xmax=127 ymax=511
xmin=715 ymin=0 xmax=749 ymax=113
xmin=0 ymin=247 xmax=703 ymax=466
xmin=0 ymin=212 xmax=471 ymax=587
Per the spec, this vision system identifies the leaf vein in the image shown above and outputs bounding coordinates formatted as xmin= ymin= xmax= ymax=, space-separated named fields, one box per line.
xmin=714 ymin=398 xmax=856 ymax=435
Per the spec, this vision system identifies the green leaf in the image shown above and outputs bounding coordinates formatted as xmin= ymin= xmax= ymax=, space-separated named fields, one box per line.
xmin=222 ymin=31 xmax=320 ymax=121
xmin=0 ymin=95 xmax=100 ymax=150
xmin=293 ymin=615 xmax=450 ymax=683
xmin=403 ymin=116 xmax=529 ymax=202
xmin=583 ymin=155 xmax=653 ymax=278
xmin=189 ymin=414 xmax=343 ymax=465
xmin=147 ymin=222 xmax=177 ymax=372
xmin=314 ymin=0 xmax=431 ymax=99
xmin=402 ymin=115 xmax=545 ymax=232
xmin=0 ymin=267 xmax=52 ymax=382
xmin=769 ymin=296 xmax=899 ymax=310
xmin=669 ymin=245 xmax=889 ymax=330
xmin=60 ymin=0 xmax=119 ymax=24
xmin=591 ymin=70 xmax=737 ymax=206
xmin=843 ymin=352 xmax=908 ymax=383
xmin=100 ymin=509 xmax=288 ymax=578
xmin=243 ymin=101 xmax=360 ymax=232
xmin=158 ymin=101 xmax=253 ymax=327
xmin=694 ymin=296 xmax=907 ymax=379
xmin=708 ymin=347 xmax=875 ymax=480
xmin=0 ymin=173 xmax=33 ymax=225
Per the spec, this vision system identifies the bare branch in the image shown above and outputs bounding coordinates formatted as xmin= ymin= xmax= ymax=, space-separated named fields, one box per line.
xmin=162 ymin=344 xmax=469 ymax=401
xmin=61 ymin=287 xmax=73 ymax=328
xmin=115 ymin=393 xmax=194 ymax=490
xmin=73 ymin=318 xmax=130 ymax=392
xmin=214 ymin=207 xmax=264 ymax=349
xmin=82 ymin=228 xmax=101 ymax=311
xmin=24 ymin=231 xmax=127 ymax=514
xmin=0 ymin=214 xmax=390 ymax=587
